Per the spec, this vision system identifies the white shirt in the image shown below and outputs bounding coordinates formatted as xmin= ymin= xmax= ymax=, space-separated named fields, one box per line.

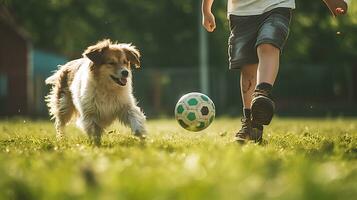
xmin=228 ymin=0 xmax=295 ymax=16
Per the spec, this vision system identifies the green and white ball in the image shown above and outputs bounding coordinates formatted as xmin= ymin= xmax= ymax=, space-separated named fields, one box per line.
xmin=175 ymin=92 xmax=215 ymax=132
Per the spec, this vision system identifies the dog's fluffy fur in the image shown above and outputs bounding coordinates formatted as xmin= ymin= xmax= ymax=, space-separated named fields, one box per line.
xmin=45 ymin=39 xmax=146 ymax=145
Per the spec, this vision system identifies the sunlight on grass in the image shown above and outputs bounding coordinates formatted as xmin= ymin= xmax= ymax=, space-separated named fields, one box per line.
xmin=0 ymin=118 xmax=356 ymax=200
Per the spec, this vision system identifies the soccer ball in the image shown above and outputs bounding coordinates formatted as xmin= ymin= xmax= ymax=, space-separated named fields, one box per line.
xmin=175 ymin=92 xmax=215 ymax=132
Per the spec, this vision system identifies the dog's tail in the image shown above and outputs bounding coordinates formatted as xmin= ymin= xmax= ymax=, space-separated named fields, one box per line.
xmin=46 ymin=59 xmax=82 ymax=85
xmin=45 ymin=74 xmax=57 ymax=85
xmin=45 ymin=66 xmax=70 ymax=120
xmin=45 ymin=65 xmax=65 ymax=85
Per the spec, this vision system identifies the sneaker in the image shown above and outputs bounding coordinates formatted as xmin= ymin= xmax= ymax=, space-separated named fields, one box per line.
xmin=235 ymin=118 xmax=251 ymax=144
xmin=251 ymin=123 xmax=263 ymax=144
xmin=235 ymin=118 xmax=263 ymax=144
xmin=251 ymin=89 xmax=275 ymax=125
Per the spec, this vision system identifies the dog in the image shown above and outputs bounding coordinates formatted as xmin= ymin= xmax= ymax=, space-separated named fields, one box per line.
xmin=45 ymin=39 xmax=147 ymax=145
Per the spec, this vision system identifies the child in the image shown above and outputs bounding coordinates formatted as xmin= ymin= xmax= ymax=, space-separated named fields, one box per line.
xmin=201 ymin=0 xmax=295 ymax=143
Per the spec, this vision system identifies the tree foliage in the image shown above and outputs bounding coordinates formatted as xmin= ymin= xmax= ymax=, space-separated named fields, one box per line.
xmin=2 ymin=0 xmax=357 ymax=67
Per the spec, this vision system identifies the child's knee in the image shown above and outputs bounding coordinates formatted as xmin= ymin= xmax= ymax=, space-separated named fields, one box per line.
xmin=257 ymin=43 xmax=279 ymax=54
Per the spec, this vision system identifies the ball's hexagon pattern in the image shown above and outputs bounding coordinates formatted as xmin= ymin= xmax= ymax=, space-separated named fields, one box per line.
xmin=187 ymin=112 xmax=196 ymax=121
xmin=175 ymin=92 xmax=215 ymax=132
xmin=206 ymin=115 xmax=214 ymax=127
xmin=197 ymin=122 xmax=206 ymax=129
xmin=200 ymin=95 xmax=209 ymax=102
xmin=178 ymin=119 xmax=189 ymax=128
xmin=187 ymin=98 xmax=198 ymax=106
xmin=176 ymin=105 xmax=184 ymax=114
xmin=200 ymin=106 xmax=209 ymax=116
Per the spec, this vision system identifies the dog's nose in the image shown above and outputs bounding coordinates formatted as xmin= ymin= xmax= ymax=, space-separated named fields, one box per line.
xmin=121 ymin=70 xmax=129 ymax=78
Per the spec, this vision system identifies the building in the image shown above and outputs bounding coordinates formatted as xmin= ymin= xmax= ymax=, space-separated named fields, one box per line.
xmin=0 ymin=7 xmax=32 ymax=116
xmin=0 ymin=7 xmax=67 ymax=117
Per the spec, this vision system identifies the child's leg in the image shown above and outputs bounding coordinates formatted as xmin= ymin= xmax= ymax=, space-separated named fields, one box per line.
xmin=240 ymin=63 xmax=258 ymax=109
xmin=256 ymin=44 xmax=280 ymax=85
xmin=236 ymin=63 xmax=263 ymax=144
xmin=251 ymin=8 xmax=292 ymax=125
xmin=251 ymin=43 xmax=279 ymax=125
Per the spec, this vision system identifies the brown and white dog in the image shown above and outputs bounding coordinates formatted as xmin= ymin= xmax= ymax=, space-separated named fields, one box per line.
xmin=45 ymin=39 xmax=147 ymax=145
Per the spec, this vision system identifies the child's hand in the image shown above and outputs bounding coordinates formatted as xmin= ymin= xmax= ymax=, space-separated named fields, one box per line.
xmin=202 ymin=12 xmax=216 ymax=32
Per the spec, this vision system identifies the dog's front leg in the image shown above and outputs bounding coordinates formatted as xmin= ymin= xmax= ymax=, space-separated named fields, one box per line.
xmin=77 ymin=117 xmax=103 ymax=146
xmin=89 ymin=123 xmax=103 ymax=146
xmin=121 ymin=106 xmax=147 ymax=138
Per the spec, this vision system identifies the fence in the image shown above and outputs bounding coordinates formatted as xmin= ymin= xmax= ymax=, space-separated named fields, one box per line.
xmin=28 ymin=63 xmax=357 ymax=118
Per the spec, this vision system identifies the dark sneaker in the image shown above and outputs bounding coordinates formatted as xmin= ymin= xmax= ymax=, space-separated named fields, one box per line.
xmin=251 ymin=123 xmax=263 ymax=144
xmin=235 ymin=118 xmax=263 ymax=144
xmin=235 ymin=118 xmax=251 ymax=144
xmin=251 ymin=89 xmax=275 ymax=125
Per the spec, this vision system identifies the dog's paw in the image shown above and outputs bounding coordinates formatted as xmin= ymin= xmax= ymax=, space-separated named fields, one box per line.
xmin=134 ymin=131 xmax=147 ymax=140
xmin=56 ymin=134 xmax=64 ymax=141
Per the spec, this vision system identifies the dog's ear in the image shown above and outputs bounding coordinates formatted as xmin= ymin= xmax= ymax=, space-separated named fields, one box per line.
xmin=83 ymin=39 xmax=111 ymax=65
xmin=85 ymin=50 xmax=105 ymax=65
xmin=123 ymin=45 xmax=141 ymax=68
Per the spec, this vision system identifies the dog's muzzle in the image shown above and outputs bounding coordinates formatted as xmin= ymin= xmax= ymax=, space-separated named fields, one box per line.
xmin=110 ymin=75 xmax=127 ymax=86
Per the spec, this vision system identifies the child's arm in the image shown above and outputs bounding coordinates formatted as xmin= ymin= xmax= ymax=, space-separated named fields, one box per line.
xmin=202 ymin=0 xmax=216 ymax=32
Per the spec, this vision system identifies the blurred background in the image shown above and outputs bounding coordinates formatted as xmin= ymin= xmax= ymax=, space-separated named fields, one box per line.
xmin=0 ymin=0 xmax=356 ymax=118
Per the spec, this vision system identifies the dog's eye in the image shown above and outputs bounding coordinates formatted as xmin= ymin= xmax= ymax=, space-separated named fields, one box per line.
xmin=108 ymin=61 xmax=117 ymax=65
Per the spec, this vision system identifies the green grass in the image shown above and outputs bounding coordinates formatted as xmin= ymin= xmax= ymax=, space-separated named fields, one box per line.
xmin=0 ymin=118 xmax=356 ymax=200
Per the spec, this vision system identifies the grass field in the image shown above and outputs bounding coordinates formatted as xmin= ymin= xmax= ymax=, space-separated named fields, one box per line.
xmin=0 ymin=118 xmax=356 ymax=200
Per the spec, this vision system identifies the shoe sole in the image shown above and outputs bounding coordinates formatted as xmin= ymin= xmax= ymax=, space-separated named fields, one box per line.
xmin=235 ymin=138 xmax=246 ymax=144
xmin=235 ymin=135 xmax=248 ymax=144
xmin=251 ymin=96 xmax=275 ymax=125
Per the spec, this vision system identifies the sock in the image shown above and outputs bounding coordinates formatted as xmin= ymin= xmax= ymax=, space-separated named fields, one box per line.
xmin=243 ymin=108 xmax=251 ymax=119
xmin=256 ymin=82 xmax=273 ymax=93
